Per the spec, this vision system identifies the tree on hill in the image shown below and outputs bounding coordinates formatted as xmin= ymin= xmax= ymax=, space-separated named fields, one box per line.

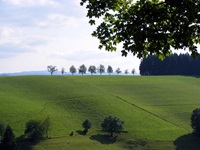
xmin=107 ymin=65 xmax=113 ymax=75
xmin=82 ymin=119 xmax=92 ymax=134
xmin=101 ymin=115 xmax=124 ymax=137
xmin=88 ymin=65 xmax=97 ymax=75
xmin=97 ymin=64 xmax=105 ymax=75
xmin=24 ymin=117 xmax=51 ymax=141
xmin=47 ymin=65 xmax=57 ymax=75
xmin=61 ymin=67 xmax=65 ymax=75
xmin=79 ymin=64 xmax=87 ymax=75
xmin=1 ymin=125 xmax=16 ymax=150
xmin=124 ymin=69 xmax=129 ymax=75
xmin=69 ymin=65 xmax=77 ymax=75
xmin=24 ymin=120 xmax=44 ymax=141
xmin=131 ymin=68 xmax=135 ymax=75
xmin=116 ymin=68 xmax=121 ymax=75
xmin=80 ymin=0 xmax=200 ymax=59
xmin=191 ymin=108 xmax=200 ymax=136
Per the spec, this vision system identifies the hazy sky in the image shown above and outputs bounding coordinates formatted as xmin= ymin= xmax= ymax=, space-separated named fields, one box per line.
xmin=0 ymin=0 xmax=141 ymax=74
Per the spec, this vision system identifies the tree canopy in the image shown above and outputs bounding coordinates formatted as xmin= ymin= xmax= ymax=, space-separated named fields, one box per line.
xmin=69 ymin=65 xmax=77 ymax=75
xmin=191 ymin=108 xmax=200 ymax=136
xmin=79 ymin=64 xmax=87 ymax=75
xmin=47 ymin=65 xmax=57 ymax=75
xmin=88 ymin=65 xmax=97 ymax=75
xmin=101 ymin=115 xmax=124 ymax=137
xmin=80 ymin=0 xmax=200 ymax=59
xmin=1 ymin=125 xmax=16 ymax=150
xmin=140 ymin=53 xmax=200 ymax=75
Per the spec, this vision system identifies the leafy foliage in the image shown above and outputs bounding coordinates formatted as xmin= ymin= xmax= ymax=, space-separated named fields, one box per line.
xmin=97 ymin=64 xmax=105 ymax=75
xmin=115 ymin=68 xmax=121 ymax=75
xmin=82 ymin=119 xmax=92 ymax=134
xmin=191 ymin=108 xmax=200 ymax=136
xmin=1 ymin=125 xmax=16 ymax=150
xmin=140 ymin=53 xmax=200 ymax=75
xmin=47 ymin=65 xmax=58 ymax=75
xmin=101 ymin=115 xmax=124 ymax=137
xmin=61 ymin=67 xmax=65 ymax=75
xmin=107 ymin=65 xmax=113 ymax=75
xmin=131 ymin=68 xmax=135 ymax=75
xmin=88 ymin=65 xmax=97 ymax=75
xmin=69 ymin=65 xmax=77 ymax=75
xmin=78 ymin=64 xmax=87 ymax=75
xmin=81 ymin=0 xmax=200 ymax=58
xmin=124 ymin=69 xmax=129 ymax=75
xmin=24 ymin=117 xmax=51 ymax=141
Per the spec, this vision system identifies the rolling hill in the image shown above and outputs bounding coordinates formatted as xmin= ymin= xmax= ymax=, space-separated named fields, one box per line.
xmin=0 ymin=76 xmax=200 ymax=150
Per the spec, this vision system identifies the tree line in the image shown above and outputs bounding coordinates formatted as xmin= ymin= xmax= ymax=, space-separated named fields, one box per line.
xmin=47 ymin=65 xmax=135 ymax=76
xmin=140 ymin=53 xmax=200 ymax=76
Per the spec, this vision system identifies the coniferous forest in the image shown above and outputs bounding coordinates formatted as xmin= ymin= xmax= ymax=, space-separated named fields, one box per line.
xmin=140 ymin=53 xmax=200 ymax=76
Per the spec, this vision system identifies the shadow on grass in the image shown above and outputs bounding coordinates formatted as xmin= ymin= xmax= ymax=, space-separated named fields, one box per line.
xmin=76 ymin=130 xmax=86 ymax=135
xmin=174 ymin=133 xmax=200 ymax=150
xmin=15 ymin=135 xmax=42 ymax=150
xmin=90 ymin=134 xmax=117 ymax=144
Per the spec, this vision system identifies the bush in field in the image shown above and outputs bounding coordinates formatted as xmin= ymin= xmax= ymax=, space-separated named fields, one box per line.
xmin=1 ymin=125 xmax=16 ymax=150
xmin=24 ymin=117 xmax=51 ymax=141
xmin=191 ymin=108 xmax=200 ymax=136
xmin=82 ymin=119 xmax=92 ymax=134
xmin=101 ymin=115 xmax=124 ymax=137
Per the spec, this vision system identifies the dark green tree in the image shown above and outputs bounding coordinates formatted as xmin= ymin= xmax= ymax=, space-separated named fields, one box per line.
xmin=1 ymin=125 xmax=16 ymax=150
xmin=80 ymin=0 xmax=200 ymax=58
xmin=24 ymin=118 xmax=50 ymax=141
xmin=191 ymin=108 xmax=200 ymax=136
xmin=115 ymin=68 xmax=121 ymax=75
xmin=131 ymin=68 xmax=135 ymax=75
xmin=47 ymin=65 xmax=57 ymax=75
xmin=107 ymin=65 xmax=113 ymax=75
xmin=78 ymin=64 xmax=87 ymax=75
xmin=82 ymin=119 xmax=92 ymax=134
xmin=124 ymin=69 xmax=129 ymax=75
xmin=88 ymin=65 xmax=97 ymax=75
xmin=101 ymin=115 xmax=124 ymax=137
xmin=97 ymin=64 xmax=105 ymax=75
xmin=69 ymin=65 xmax=77 ymax=75
xmin=61 ymin=67 xmax=65 ymax=75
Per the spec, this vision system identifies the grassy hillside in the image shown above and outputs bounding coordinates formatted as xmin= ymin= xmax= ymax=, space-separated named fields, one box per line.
xmin=0 ymin=76 xmax=200 ymax=149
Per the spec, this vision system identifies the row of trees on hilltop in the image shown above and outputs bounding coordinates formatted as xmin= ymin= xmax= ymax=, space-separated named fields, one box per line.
xmin=140 ymin=53 xmax=200 ymax=76
xmin=48 ymin=65 xmax=135 ymax=76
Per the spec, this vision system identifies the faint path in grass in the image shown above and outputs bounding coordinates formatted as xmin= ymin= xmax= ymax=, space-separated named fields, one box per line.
xmin=115 ymin=95 xmax=190 ymax=132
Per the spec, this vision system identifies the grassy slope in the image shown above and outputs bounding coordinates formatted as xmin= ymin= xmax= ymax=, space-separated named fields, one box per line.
xmin=0 ymin=76 xmax=200 ymax=149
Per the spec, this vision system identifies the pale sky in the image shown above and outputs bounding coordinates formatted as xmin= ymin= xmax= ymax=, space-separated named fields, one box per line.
xmin=0 ymin=0 xmax=141 ymax=74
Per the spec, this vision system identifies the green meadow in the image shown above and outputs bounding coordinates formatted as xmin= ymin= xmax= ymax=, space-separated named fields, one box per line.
xmin=0 ymin=75 xmax=200 ymax=150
